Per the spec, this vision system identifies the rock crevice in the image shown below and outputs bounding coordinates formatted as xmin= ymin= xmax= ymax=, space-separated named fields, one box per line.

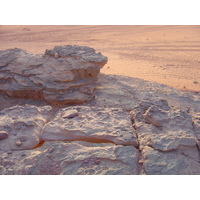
xmin=130 ymin=98 xmax=200 ymax=174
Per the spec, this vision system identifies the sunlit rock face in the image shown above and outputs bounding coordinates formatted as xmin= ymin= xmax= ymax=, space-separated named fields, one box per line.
xmin=0 ymin=45 xmax=108 ymax=105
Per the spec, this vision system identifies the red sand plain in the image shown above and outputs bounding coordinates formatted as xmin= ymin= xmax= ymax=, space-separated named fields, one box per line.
xmin=0 ymin=25 xmax=200 ymax=92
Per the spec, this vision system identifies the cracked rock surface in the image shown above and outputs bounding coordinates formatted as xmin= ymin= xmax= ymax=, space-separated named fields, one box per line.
xmin=1 ymin=46 xmax=200 ymax=175
xmin=0 ymin=141 xmax=139 ymax=175
xmin=0 ymin=105 xmax=52 ymax=151
xmin=41 ymin=106 xmax=138 ymax=147
xmin=130 ymin=99 xmax=200 ymax=175
xmin=142 ymin=146 xmax=200 ymax=175
xmin=0 ymin=45 xmax=107 ymax=105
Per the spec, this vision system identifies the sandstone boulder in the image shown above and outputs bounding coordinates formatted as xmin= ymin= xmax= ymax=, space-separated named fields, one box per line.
xmin=0 ymin=105 xmax=52 ymax=151
xmin=0 ymin=45 xmax=107 ymax=105
xmin=0 ymin=141 xmax=139 ymax=175
xmin=40 ymin=106 xmax=138 ymax=147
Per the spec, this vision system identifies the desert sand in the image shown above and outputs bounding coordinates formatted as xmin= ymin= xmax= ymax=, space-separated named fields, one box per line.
xmin=0 ymin=25 xmax=200 ymax=92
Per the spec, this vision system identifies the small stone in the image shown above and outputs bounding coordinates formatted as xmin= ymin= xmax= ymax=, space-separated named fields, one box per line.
xmin=54 ymin=53 xmax=59 ymax=58
xmin=15 ymin=139 xmax=22 ymax=147
xmin=138 ymin=160 xmax=144 ymax=164
xmin=23 ymin=28 xmax=30 ymax=31
xmin=7 ymin=150 xmax=13 ymax=154
xmin=0 ymin=131 xmax=8 ymax=140
xmin=48 ymin=147 xmax=55 ymax=153
xmin=95 ymin=159 xmax=100 ymax=165
xmin=19 ymin=136 xmax=28 ymax=142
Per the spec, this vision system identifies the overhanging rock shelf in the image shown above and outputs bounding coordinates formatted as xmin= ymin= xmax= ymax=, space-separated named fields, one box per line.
xmin=0 ymin=45 xmax=108 ymax=105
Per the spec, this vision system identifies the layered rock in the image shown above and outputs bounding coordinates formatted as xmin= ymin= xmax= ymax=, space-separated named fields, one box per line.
xmin=0 ymin=105 xmax=52 ymax=151
xmin=0 ymin=141 xmax=139 ymax=175
xmin=40 ymin=106 xmax=138 ymax=147
xmin=0 ymin=71 xmax=200 ymax=174
xmin=0 ymin=45 xmax=107 ymax=105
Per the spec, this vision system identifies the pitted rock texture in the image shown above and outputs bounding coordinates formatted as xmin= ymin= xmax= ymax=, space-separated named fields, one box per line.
xmin=0 ymin=73 xmax=200 ymax=174
xmin=130 ymin=99 xmax=197 ymax=151
xmin=0 ymin=45 xmax=107 ymax=105
xmin=41 ymin=106 xmax=138 ymax=147
xmin=130 ymin=98 xmax=200 ymax=174
xmin=0 ymin=105 xmax=52 ymax=151
xmin=142 ymin=146 xmax=200 ymax=175
xmin=0 ymin=141 xmax=139 ymax=175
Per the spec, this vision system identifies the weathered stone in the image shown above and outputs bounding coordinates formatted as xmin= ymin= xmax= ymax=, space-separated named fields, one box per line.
xmin=129 ymin=98 xmax=200 ymax=174
xmin=90 ymin=74 xmax=200 ymax=112
xmin=0 ymin=45 xmax=108 ymax=105
xmin=0 ymin=105 xmax=52 ymax=151
xmin=130 ymin=99 xmax=197 ymax=151
xmin=40 ymin=106 xmax=138 ymax=147
xmin=0 ymin=131 xmax=8 ymax=140
xmin=142 ymin=146 xmax=200 ymax=175
xmin=0 ymin=70 xmax=200 ymax=175
xmin=0 ymin=141 xmax=139 ymax=175
xmin=192 ymin=113 xmax=200 ymax=140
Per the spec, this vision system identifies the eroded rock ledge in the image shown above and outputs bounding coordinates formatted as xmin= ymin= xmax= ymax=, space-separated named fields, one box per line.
xmin=0 ymin=45 xmax=108 ymax=105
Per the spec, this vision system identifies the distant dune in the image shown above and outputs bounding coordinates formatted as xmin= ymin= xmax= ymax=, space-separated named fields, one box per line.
xmin=0 ymin=25 xmax=200 ymax=92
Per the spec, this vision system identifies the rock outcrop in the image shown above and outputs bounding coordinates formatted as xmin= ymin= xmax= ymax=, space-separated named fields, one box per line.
xmin=0 ymin=45 xmax=107 ymax=105
xmin=40 ymin=106 xmax=138 ymax=147
xmin=1 ymin=46 xmax=200 ymax=175
xmin=0 ymin=141 xmax=139 ymax=175
xmin=130 ymin=98 xmax=200 ymax=175
xmin=0 ymin=105 xmax=52 ymax=151
xmin=90 ymin=74 xmax=200 ymax=112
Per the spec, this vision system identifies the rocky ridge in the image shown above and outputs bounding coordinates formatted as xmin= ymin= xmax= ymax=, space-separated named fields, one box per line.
xmin=1 ymin=46 xmax=200 ymax=175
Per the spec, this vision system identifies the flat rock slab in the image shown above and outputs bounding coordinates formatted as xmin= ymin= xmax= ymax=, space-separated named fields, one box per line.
xmin=90 ymin=74 xmax=200 ymax=112
xmin=41 ymin=106 xmax=138 ymax=147
xmin=0 ymin=141 xmax=139 ymax=175
xmin=0 ymin=105 xmax=52 ymax=151
xmin=142 ymin=146 xmax=200 ymax=175
xmin=0 ymin=45 xmax=108 ymax=105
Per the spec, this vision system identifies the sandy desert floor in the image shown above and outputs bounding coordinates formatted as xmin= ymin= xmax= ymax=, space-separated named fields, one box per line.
xmin=0 ymin=25 xmax=200 ymax=92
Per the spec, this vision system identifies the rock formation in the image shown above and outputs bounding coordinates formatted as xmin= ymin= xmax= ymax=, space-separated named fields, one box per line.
xmin=1 ymin=46 xmax=200 ymax=175
xmin=0 ymin=141 xmax=139 ymax=175
xmin=130 ymin=99 xmax=200 ymax=174
xmin=40 ymin=106 xmax=138 ymax=147
xmin=0 ymin=105 xmax=52 ymax=152
xmin=0 ymin=45 xmax=108 ymax=105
